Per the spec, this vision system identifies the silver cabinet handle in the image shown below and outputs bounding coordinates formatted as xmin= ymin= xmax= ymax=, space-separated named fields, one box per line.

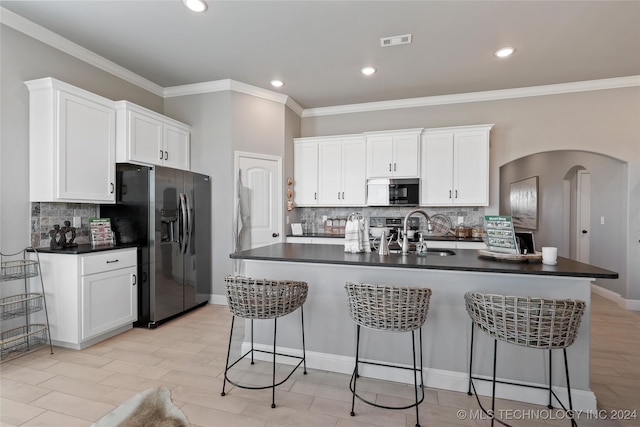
xmin=110 ymin=183 xmax=114 ymax=194
xmin=159 ymin=149 xmax=164 ymax=160
xmin=314 ymin=192 xmax=317 ymax=200
xmin=449 ymin=190 xmax=452 ymax=199
xmin=106 ymin=259 xmax=119 ymax=264
xmin=165 ymin=151 xmax=168 ymax=161
xmin=389 ymin=163 xmax=392 ymax=172
xmin=132 ymin=274 xmax=137 ymax=286
xmin=342 ymin=192 xmax=345 ymax=199
xmin=394 ymin=163 xmax=397 ymax=171
xmin=455 ymin=190 xmax=458 ymax=199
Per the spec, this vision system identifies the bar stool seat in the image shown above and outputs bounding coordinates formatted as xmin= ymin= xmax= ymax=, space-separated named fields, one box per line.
xmin=345 ymin=282 xmax=432 ymax=427
xmin=221 ymin=275 xmax=308 ymax=408
xmin=464 ymin=292 xmax=586 ymax=427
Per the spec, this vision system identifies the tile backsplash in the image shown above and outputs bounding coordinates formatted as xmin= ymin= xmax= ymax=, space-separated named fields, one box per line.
xmin=31 ymin=202 xmax=97 ymax=248
xmin=295 ymin=206 xmax=485 ymax=234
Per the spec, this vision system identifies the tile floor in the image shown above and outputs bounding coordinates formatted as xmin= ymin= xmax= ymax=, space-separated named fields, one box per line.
xmin=1 ymin=293 xmax=639 ymax=426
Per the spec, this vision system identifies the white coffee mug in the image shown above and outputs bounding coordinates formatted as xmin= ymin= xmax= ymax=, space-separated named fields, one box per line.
xmin=542 ymin=247 xmax=558 ymax=265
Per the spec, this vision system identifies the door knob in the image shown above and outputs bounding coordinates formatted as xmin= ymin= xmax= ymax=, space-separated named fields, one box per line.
xmin=272 ymin=233 xmax=279 ymax=238
xmin=582 ymin=230 xmax=588 ymax=234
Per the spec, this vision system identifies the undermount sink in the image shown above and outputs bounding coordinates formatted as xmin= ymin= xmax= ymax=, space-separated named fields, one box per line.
xmin=388 ymin=247 xmax=456 ymax=256
xmin=426 ymin=248 xmax=456 ymax=256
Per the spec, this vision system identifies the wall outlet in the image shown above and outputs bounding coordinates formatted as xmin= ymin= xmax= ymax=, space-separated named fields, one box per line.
xmin=73 ymin=216 xmax=81 ymax=227
xmin=457 ymin=216 xmax=464 ymax=225
xmin=322 ymin=215 xmax=328 ymax=222
xmin=600 ymin=216 xmax=605 ymax=225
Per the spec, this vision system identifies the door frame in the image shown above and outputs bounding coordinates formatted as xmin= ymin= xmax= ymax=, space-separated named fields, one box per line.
xmin=233 ymin=151 xmax=283 ymax=249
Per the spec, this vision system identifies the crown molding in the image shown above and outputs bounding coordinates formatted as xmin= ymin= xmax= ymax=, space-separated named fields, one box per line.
xmin=1 ymin=6 xmax=164 ymax=97
xmin=164 ymin=79 xmax=304 ymax=115
xmin=4 ymin=6 xmax=637 ymax=118
xmin=301 ymin=75 xmax=640 ymax=117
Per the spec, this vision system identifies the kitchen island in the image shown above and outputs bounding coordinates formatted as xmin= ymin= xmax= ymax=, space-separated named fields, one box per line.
xmin=230 ymin=243 xmax=617 ymax=410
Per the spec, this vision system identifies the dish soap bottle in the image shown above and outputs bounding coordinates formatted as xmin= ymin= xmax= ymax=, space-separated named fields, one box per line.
xmin=415 ymin=233 xmax=428 ymax=256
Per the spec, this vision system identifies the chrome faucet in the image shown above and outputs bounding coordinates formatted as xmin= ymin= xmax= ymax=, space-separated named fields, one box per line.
xmin=402 ymin=209 xmax=431 ymax=254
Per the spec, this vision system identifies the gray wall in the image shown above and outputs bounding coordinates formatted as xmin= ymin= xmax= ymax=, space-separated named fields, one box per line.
xmin=164 ymin=91 xmax=288 ymax=296
xmin=500 ymin=151 xmax=627 ymax=296
xmin=0 ymin=25 xmax=163 ymax=253
xmin=301 ymin=88 xmax=640 ymax=300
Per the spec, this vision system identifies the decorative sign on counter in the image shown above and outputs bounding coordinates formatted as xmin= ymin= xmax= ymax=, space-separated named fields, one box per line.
xmin=484 ymin=215 xmax=518 ymax=254
xmin=89 ymin=218 xmax=115 ymax=247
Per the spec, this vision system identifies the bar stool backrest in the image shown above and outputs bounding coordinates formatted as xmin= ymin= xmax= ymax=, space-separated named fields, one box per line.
xmin=345 ymin=283 xmax=432 ymax=332
xmin=464 ymin=292 xmax=586 ymax=349
xmin=224 ymin=275 xmax=308 ymax=320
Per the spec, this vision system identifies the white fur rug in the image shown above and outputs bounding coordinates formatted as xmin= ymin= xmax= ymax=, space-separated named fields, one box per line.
xmin=92 ymin=387 xmax=190 ymax=427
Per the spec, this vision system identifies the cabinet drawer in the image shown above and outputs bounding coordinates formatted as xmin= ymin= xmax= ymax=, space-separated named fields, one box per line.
xmin=82 ymin=249 xmax=136 ymax=276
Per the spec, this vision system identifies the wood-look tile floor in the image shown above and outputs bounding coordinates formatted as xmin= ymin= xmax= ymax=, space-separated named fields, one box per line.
xmin=1 ymin=293 xmax=639 ymax=426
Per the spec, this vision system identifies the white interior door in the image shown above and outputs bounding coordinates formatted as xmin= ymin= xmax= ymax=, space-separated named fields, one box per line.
xmin=576 ymin=170 xmax=591 ymax=263
xmin=235 ymin=152 xmax=282 ymax=250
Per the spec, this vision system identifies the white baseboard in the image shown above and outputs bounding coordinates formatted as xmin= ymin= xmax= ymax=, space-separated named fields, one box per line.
xmin=208 ymin=294 xmax=227 ymax=305
xmin=591 ymin=284 xmax=640 ymax=311
xmin=239 ymin=342 xmax=597 ymax=411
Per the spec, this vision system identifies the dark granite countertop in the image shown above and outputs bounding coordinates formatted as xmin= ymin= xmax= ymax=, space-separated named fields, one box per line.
xmin=32 ymin=243 xmax=139 ymax=255
xmin=286 ymin=233 xmax=485 ymax=243
xmin=231 ymin=243 xmax=618 ymax=279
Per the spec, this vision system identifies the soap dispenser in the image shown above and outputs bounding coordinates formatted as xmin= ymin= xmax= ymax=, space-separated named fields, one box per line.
xmin=416 ymin=233 xmax=428 ymax=256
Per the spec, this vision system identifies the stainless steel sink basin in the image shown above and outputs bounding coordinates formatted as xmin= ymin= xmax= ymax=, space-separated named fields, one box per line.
xmin=426 ymin=248 xmax=456 ymax=256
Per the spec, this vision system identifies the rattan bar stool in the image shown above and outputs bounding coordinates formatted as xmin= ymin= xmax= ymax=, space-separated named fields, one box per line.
xmin=344 ymin=282 xmax=432 ymax=427
xmin=464 ymin=292 xmax=586 ymax=427
xmin=221 ymin=275 xmax=308 ymax=408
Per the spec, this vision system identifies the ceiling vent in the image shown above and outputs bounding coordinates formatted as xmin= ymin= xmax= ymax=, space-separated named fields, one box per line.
xmin=380 ymin=34 xmax=412 ymax=47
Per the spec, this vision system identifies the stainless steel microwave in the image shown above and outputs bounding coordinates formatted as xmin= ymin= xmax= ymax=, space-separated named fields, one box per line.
xmin=366 ymin=178 xmax=419 ymax=206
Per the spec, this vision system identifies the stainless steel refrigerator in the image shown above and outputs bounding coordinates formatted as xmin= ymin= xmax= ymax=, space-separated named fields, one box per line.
xmin=101 ymin=163 xmax=211 ymax=328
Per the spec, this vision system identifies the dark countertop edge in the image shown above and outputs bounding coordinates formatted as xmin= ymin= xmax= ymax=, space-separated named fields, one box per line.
xmin=286 ymin=234 xmax=485 ymax=243
xmin=230 ymin=243 xmax=619 ymax=280
xmin=30 ymin=243 xmax=139 ymax=254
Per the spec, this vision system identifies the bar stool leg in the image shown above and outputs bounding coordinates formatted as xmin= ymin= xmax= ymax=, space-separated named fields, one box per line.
xmin=564 ymin=348 xmax=578 ymax=427
xmin=221 ymin=316 xmax=236 ymax=397
xmin=350 ymin=325 xmax=361 ymax=417
xmin=491 ymin=339 xmax=497 ymax=427
xmin=250 ymin=319 xmax=255 ymax=364
xmin=271 ymin=318 xmax=277 ymax=408
xmin=301 ymin=306 xmax=307 ymax=375
xmin=411 ymin=330 xmax=420 ymax=427
xmin=468 ymin=322 xmax=475 ymax=395
xmin=548 ymin=349 xmax=553 ymax=409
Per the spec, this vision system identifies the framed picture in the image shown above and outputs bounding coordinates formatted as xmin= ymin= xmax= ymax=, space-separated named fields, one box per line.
xmin=510 ymin=176 xmax=538 ymax=230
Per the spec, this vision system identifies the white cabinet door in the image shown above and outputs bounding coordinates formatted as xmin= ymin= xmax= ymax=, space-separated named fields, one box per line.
xmin=163 ymin=123 xmax=190 ymax=170
xmin=294 ymin=140 xmax=319 ymax=205
xmin=392 ymin=134 xmax=420 ymax=177
xmin=81 ymin=265 xmax=137 ymax=341
xmin=318 ymin=139 xmax=343 ymax=205
xmin=365 ymin=129 xmax=421 ymax=178
xmin=127 ymin=109 xmax=163 ymax=164
xmin=366 ymin=136 xmax=394 ymax=177
xmin=27 ymin=78 xmax=116 ymax=203
xmin=340 ymin=137 xmax=366 ymax=205
xmin=454 ymin=131 xmax=489 ymax=205
xmin=421 ymin=132 xmax=455 ymax=205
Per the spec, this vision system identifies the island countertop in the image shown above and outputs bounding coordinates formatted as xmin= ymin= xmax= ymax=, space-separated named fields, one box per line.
xmin=230 ymin=243 xmax=618 ymax=279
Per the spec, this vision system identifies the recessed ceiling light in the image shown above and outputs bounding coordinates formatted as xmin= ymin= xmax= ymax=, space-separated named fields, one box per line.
xmin=495 ymin=47 xmax=515 ymax=58
xmin=361 ymin=67 xmax=376 ymax=76
xmin=270 ymin=80 xmax=284 ymax=88
xmin=183 ymin=0 xmax=207 ymax=12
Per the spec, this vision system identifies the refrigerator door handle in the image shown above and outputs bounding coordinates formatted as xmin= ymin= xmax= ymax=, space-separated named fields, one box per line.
xmin=179 ymin=193 xmax=188 ymax=254
xmin=185 ymin=193 xmax=193 ymax=254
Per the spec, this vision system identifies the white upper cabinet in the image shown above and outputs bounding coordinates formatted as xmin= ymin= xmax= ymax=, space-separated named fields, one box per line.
xmin=293 ymin=139 xmax=319 ymax=206
xmin=26 ymin=78 xmax=116 ymax=203
xmin=421 ymin=124 xmax=493 ymax=206
xmin=115 ymin=101 xmax=190 ymax=170
xmin=317 ymin=136 xmax=366 ymax=206
xmin=365 ymin=129 xmax=422 ymax=178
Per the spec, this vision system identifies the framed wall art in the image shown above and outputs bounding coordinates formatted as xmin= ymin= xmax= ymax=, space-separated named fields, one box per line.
xmin=510 ymin=176 xmax=538 ymax=230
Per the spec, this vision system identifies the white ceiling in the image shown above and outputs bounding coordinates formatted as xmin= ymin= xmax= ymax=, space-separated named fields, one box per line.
xmin=2 ymin=1 xmax=639 ymax=110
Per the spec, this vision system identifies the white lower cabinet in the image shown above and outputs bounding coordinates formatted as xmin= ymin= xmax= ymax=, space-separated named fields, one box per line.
xmin=39 ymin=248 xmax=137 ymax=349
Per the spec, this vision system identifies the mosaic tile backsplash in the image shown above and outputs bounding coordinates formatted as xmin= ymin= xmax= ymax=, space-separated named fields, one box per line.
xmin=294 ymin=206 xmax=485 ymax=234
xmin=31 ymin=202 xmax=97 ymax=248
